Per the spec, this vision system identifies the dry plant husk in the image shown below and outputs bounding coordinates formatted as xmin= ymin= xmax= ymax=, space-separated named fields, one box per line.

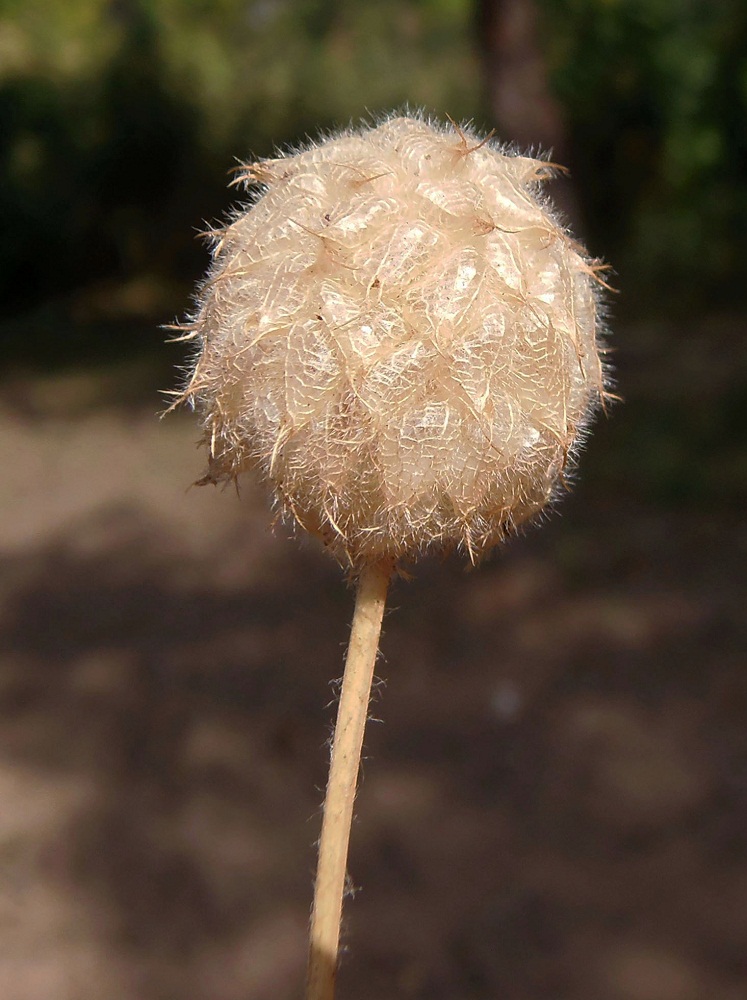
xmin=175 ymin=114 xmax=609 ymax=567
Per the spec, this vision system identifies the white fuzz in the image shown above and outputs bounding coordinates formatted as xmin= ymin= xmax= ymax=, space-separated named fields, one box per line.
xmin=179 ymin=114 xmax=608 ymax=566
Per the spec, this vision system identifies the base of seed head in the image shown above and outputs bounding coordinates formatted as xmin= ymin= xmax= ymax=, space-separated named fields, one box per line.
xmin=177 ymin=113 xmax=609 ymax=567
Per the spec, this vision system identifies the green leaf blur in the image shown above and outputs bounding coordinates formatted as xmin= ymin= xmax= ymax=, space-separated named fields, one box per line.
xmin=1 ymin=0 xmax=744 ymax=328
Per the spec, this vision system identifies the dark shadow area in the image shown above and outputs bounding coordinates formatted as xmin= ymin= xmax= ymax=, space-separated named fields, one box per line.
xmin=1 ymin=472 xmax=745 ymax=997
xmin=0 ymin=508 xmax=339 ymax=998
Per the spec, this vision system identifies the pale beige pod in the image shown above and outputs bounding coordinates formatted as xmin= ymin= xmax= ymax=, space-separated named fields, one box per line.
xmin=173 ymin=114 xmax=613 ymax=1000
xmin=178 ymin=114 xmax=608 ymax=566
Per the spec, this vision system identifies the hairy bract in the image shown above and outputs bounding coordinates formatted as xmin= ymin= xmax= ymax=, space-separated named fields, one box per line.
xmin=177 ymin=114 xmax=608 ymax=565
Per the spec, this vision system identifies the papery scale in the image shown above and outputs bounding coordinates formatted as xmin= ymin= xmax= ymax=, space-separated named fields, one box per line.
xmin=177 ymin=115 xmax=608 ymax=566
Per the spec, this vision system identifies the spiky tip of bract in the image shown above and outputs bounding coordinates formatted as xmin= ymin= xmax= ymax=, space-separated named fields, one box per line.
xmin=176 ymin=112 xmax=610 ymax=568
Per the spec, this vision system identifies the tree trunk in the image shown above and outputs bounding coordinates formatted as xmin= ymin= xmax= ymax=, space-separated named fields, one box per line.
xmin=476 ymin=0 xmax=581 ymax=228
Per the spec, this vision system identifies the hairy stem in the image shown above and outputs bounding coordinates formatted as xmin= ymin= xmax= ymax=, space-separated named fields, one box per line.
xmin=306 ymin=560 xmax=391 ymax=1000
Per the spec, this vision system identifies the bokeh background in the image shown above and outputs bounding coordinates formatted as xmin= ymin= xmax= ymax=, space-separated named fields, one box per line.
xmin=1 ymin=1 xmax=747 ymax=997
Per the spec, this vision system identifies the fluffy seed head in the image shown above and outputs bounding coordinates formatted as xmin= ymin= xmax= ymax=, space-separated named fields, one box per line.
xmin=177 ymin=114 xmax=608 ymax=566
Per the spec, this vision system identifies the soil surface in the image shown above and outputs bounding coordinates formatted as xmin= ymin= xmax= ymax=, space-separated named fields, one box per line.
xmin=1 ymin=345 xmax=746 ymax=1000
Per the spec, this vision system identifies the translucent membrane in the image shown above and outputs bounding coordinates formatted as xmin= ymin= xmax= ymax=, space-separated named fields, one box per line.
xmin=182 ymin=115 xmax=606 ymax=565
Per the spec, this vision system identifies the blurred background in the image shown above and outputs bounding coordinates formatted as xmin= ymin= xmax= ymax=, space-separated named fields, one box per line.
xmin=1 ymin=0 xmax=746 ymax=997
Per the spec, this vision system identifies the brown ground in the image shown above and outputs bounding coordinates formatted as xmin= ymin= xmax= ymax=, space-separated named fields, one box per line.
xmin=0 ymin=333 xmax=746 ymax=999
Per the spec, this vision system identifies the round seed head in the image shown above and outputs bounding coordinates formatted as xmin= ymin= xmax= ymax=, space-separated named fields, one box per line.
xmin=178 ymin=114 xmax=608 ymax=566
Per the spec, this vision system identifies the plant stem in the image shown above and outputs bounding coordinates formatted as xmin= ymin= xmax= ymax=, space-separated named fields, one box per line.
xmin=306 ymin=559 xmax=391 ymax=1000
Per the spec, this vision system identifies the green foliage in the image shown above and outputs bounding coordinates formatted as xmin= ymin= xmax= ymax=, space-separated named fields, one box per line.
xmin=0 ymin=0 xmax=479 ymax=315
xmin=1 ymin=0 xmax=744 ymax=318
xmin=539 ymin=0 xmax=747 ymax=310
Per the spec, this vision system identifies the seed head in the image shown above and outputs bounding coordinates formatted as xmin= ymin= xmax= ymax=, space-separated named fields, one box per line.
xmin=176 ymin=114 xmax=608 ymax=566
